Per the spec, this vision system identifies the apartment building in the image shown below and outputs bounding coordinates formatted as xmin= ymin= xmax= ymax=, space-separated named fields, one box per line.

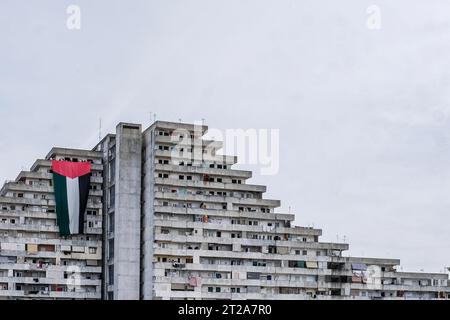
xmin=0 ymin=120 xmax=449 ymax=300
xmin=0 ymin=148 xmax=103 ymax=299
xmin=94 ymin=121 xmax=450 ymax=300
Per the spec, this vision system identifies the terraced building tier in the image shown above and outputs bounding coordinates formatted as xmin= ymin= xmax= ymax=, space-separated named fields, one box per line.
xmin=0 ymin=148 xmax=103 ymax=299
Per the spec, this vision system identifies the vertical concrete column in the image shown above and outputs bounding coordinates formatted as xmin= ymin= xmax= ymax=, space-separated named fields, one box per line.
xmin=114 ymin=123 xmax=142 ymax=300
xmin=141 ymin=128 xmax=156 ymax=299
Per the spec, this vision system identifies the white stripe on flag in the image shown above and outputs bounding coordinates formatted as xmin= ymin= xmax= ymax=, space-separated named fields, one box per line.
xmin=66 ymin=177 xmax=80 ymax=234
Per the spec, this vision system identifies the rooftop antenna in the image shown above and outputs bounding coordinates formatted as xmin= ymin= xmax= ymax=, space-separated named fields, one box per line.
xmin=98 ymin=118 xmax=102 ymax=141
xmin=288 ymin=206 xmax=291 ymax=214
xmin=154 ymin=113 xmax=157 ymax=122
xmin=201 ymin=118 xmax=205 ymax=126
xmin=179 ymin=118 xmax=182 ymax=123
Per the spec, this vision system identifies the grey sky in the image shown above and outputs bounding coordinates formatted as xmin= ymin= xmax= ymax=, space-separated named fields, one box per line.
xmin=0 ymin=0 xmax=449 ymax=272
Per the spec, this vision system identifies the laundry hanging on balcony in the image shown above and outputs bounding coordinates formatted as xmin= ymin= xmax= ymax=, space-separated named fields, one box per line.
xmin=52 ymin=160 xmax=91 ymax=236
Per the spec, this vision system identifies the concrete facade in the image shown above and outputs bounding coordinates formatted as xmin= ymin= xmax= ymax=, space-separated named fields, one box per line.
xmin=113 ymin=123 xmax=142 ymax=300
xmin=98 ymin=120 xmax=450 ymax=300
xmin=0 ymin=120 xmax=449 ymax=300
xmin=0 ymin=148 xmax=103 ymax=299
xmin=95 ymin=124 xmax=143 ymax=300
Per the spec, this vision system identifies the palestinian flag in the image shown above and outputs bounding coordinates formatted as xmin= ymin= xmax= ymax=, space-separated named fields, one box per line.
xmin=52 ymin=160 xmax=91 ymax=236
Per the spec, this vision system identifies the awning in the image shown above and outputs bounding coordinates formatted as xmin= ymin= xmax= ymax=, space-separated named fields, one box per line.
xmin=72 ymin=246 xmax=85 ymax=253
xmin=60 ymin=245 xmax=71 ymax=251
xmin=247 ymin=272 xmax=261 ymax=280
xmin=351 ymin=263 xmax=368 ymax=271
xmin=306 ymin=261 xmax=318 ymax=269
xmin=26 ymin=244 xmax=38 ymax=253
xmin=277 ymin=247 xmax=289 ymax=254
xmin=86 ymin=260 xmax=98 ymax=266
xmin=171 ymin=283 xmax=186 ymax=290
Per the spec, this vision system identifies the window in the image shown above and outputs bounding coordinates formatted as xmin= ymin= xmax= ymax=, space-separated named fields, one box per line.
xmin=179 ymin=175 xmax=184 ymax=180
xmin=217 ymin=178 xmax=222 ymax=183
xmin=208 ymin=287 xmax=213 ymax=293
xmin=302 ymin=250 xmax=307 ymax=256
xmin=108 ymin=265 xmax=114 ymax=285
xmin=109 ymin=186 xmax=115 ymax=207
xmin=215 ymin=287 xmax=221 ymax=293
xmin=89 ymin=247 xmax=97 ymax=254
xmin=187 ymin=176 xmax=192 ymax=181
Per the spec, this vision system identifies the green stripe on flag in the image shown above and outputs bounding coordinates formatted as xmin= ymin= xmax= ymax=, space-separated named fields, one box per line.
xmin=53 ymin=173 xmax=71 ymax=236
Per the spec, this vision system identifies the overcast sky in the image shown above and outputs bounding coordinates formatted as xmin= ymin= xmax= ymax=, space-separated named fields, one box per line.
xmin=1 ymin=0 xmax=449 ymax=273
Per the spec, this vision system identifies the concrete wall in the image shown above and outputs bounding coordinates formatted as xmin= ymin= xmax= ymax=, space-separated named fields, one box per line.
xmin=141 ymin=128 xmax=156 ymax=299
xmin=114 ymin=123 xmax=142 ymax=300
